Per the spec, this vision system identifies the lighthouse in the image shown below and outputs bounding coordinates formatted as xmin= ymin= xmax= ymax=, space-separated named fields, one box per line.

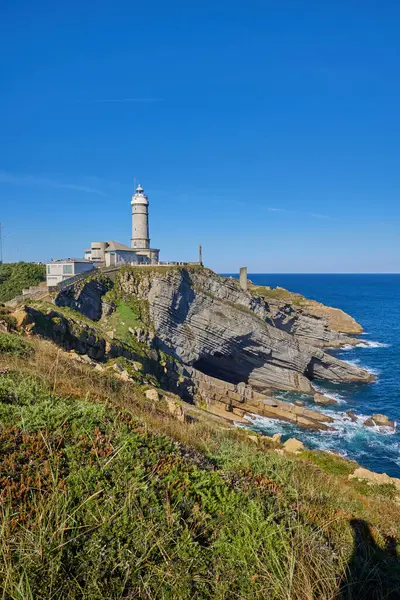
xmin=130 ymin=183 xmax=159 ymax=263
xmin=131 ymin=183 xmax=150 ymax=249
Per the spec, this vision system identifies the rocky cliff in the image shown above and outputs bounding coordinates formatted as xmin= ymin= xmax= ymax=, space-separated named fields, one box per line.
xmin=111 ymin=267 xmax=373 ymax=392
xmin=53 ymin=266 xmax=373 ymax=395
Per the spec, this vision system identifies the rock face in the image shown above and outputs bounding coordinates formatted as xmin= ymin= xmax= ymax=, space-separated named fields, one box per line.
xmin=55 ymin=277 xmax=112 ymax=321
xmin=114 ymin=267 xmax=374 ymax=394
xmin=248 ymin=285 xmax=363 ymax=347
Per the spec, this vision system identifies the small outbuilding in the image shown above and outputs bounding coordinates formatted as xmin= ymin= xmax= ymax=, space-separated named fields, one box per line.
xmin=46 ymin=259 xmax=95 ymax=287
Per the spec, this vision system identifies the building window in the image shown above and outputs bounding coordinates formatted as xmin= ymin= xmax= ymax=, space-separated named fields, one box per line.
xmin=63 ymin=265 xmax=73 ymax=275
xmin=47 ymin=265 xmax=51 ymax=274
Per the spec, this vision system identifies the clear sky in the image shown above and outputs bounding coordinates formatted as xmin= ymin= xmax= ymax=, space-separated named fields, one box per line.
xmin=1 ymin=0 xmax=400 ymax=272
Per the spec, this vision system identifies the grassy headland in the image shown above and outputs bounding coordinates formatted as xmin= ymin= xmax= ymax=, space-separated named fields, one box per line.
xmin=0 ymin=330 xmax=399 ymax=599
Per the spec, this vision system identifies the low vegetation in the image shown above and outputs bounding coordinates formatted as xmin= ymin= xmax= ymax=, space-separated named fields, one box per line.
xmin=0 ymin=331 xmax=399 ymax=599
xmin=250 ymin=285 xmax=305 ymax=305
xmin=0 ymin=262 xmax=46 ymax=302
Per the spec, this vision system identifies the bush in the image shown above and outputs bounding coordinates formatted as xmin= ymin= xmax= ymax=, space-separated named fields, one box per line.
xmin=0 ymin=262 xmax=45 ymax=302
xmin=0 ymin=332 xmax=32 ymax=356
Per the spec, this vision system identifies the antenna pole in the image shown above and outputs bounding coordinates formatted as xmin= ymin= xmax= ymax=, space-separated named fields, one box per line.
xmin=199 ymin=244 xmax=203 ymax=266
xmin=0 ymin=223 xmax=3 ymax=265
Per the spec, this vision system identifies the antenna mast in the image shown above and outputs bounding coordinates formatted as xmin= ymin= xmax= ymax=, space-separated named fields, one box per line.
xmin=0 ymin=223 xmax=3 ymax=264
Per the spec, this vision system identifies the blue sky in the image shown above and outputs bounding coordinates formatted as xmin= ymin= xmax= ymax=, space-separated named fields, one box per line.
xmin=1 ymin=0 xmax=400 ymax=272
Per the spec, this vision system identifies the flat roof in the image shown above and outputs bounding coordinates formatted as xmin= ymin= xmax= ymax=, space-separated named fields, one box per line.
xmin=48 ymin=259 xmax=94 ymax=264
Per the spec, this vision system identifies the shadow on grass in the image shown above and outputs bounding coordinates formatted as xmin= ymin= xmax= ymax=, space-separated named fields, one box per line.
xmin=340 ymin=519 xmax=400 ymax=599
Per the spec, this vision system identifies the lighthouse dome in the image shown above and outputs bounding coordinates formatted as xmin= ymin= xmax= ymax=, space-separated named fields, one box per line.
xmin=131 ymin=183 xmax=149 ymax=205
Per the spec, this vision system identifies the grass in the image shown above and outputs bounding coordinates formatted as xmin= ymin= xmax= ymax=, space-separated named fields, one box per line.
xmin=250 ymin=285 xmax=305 ymax=306
xmin=300 ymin=450 xmax=358 ymax=477
xmin=1 ymin=335 xmax=400 ymax=598
xmin=0 ymin=331 xmax=32 ymax=356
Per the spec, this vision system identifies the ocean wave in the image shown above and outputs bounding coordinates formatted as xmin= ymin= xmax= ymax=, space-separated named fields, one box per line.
xmin=363 ymin=340 xmax=391 ymax=348
xmin=312 ymin=383 xmax=347 ymax=405
xmin=242 ymin=408 xmax=397 ymax=461
xmin=340 ymin=341 xmax=390 ymax=350
xmin=343 ymin=358 xmax=381 ymax=376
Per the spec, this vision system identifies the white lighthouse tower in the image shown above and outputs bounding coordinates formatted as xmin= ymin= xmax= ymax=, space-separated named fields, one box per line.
xmin=130 ymin=183 xmax=159 ymax=263
xmin=131 ymin=183 xmax=150 ymax=249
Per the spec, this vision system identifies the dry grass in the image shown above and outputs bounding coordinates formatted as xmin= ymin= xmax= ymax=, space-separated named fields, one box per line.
xmin=1 ymin=334 xmax=400 ymax=598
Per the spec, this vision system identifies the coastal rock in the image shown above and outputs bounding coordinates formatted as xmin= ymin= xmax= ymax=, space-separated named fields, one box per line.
xmin=283 ymin=438 xmax=305 ymax=454
xmin=314 ymin=393 xmax=337 ymax=406
xmin=190 ymin=368 xmax=334 ymax=431
xmin=349 ymin=467 xmax=400 ymax=492
xmin=295 ymin=400 xmax=305 ymax=407
xmin=114 ymin=267 xmax=374 ymax=394
xmin=346 ymin=410 xmax=358 ymax=422
xmin=272 ymin=433 xmax=281 ymax=443
xmin=364 ymin=414 xmax=395 ymax=430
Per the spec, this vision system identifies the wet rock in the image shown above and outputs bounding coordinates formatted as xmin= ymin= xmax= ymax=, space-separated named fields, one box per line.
xmin=314 ymin=393 xmax=337 ymax=406
xmin=295 ymin=400 xmax=305 ymax=407
xmin=364 ymin=413 xmax=395 ymax=430
xmin=346 ymin=410 xmax=358 ymax=422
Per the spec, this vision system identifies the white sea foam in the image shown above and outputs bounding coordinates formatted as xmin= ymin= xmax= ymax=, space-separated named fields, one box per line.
xmin=363 ymin=341 xmax=391 ymax=348
xmin=340 ymin=341 xmax=390 ymax=350
xmin=312 ymin=383 xmax=347 ymax=405
xmin=343 ymin=358 xmax=381 ymax=376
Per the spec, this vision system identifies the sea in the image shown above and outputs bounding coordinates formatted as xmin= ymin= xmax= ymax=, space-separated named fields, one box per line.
xmin=227 ymin=274 xmax=400 ymax=478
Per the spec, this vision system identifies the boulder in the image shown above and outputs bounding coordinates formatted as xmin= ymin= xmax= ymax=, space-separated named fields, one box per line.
xmin=12 ymin=308 xmax=30 ymax=329
xmin=371 ymin=413 xmax=395 ymax=428
xmin=272 ymin=433 xmax=281 ymax=443
xmin=165 ymin=397 xmax=186 ymax=423
xmin=294 ymin=400 xmax=305 ymax=407
xmin=364 ymin=414 xmax=395 ymax=429
xmin=314 ymin=393 xmax=337 ymax=406
xmin=118 ymin=370 xmax=131 ymax=382
xmin=145 ymin=388 xmax=161 ymax=402
xmin=283 ymin=438 xmax=305 ymax=454
xmin=346 ymin=410 xmax=358 ymax=422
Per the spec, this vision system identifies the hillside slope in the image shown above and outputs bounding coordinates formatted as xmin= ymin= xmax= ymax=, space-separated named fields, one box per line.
xmin=0 ymin=329 xmax=399 ymax=599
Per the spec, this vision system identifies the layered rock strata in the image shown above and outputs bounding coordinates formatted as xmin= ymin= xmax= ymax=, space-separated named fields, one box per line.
xmin=113 ymin=267 xmax=373 ymax=394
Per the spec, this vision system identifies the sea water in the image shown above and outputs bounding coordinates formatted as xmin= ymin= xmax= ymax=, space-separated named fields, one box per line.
xmin=227 ymin=274 xmax=400 ymax=478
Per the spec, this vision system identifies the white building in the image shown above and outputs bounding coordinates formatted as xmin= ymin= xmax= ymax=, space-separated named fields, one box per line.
xmin=46 ymin=259 xmax=95 ymax=287
xmin=84 ymin=240 xmax=149 ymax=267
xmin=84 ymin=183 xmax=160 ymax=266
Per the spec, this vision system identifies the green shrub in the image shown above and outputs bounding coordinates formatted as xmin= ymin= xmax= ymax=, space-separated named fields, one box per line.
xmin=0 ymin=331 xmax=32 ymax=356
xmin=0 ymin=262 xmax=45 ymax=302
